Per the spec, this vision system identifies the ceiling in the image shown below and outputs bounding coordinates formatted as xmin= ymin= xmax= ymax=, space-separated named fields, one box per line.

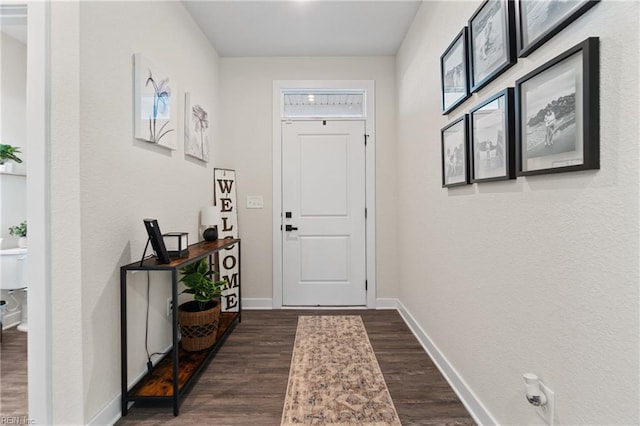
xmin=182 ymin=1 xmax=422 ymax=57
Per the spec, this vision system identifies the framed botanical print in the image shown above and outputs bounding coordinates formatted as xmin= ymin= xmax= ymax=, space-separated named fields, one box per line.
xmin=468 ymin=0 xmax=516 ymax=92
xmin=516 ymin=38 xmax=599 ymax=176
xmin=441 ymin=115 xmax=470 ymax=187
xmin=470 ymin=88 xmax=516 ymax=182
xmin=184 ymin=92 xmax=211 ymax=162
xmin=441 ymin=28 xmax=471 ymax=115
xmin=516 ymin=0 xmax=600 ymax=57
xmin=133 ymin=53 xmax=177 ymax=150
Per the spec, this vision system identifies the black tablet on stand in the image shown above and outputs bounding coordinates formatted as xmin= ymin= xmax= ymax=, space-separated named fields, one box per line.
xmin=143 ymin=218 xmax=171 ymax=264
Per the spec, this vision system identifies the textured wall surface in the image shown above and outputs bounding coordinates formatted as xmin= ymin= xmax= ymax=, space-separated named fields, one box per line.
xmin=219 ymin=57 xmax=398 ymax=301
xmin=396 ymin=1 xmax=639 ymax=424
xmin=49 ymin=1 xmax=221 ymax=422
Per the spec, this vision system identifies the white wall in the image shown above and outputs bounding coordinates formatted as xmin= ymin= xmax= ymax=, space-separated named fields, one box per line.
xmin=396 ymin=1 xmax=638 ymax=424
xmin=49 ymin=1 xmax=221 ymax=422
xmin=219 ymin=56 xmax=398 ymax=302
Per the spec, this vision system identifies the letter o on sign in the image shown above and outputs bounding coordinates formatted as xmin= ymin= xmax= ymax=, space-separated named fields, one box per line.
xmin=223 ymin=255 xmax=237 ymax=270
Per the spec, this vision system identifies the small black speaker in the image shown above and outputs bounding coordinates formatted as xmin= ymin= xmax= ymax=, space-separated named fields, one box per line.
xmin=203 ymin=227 xmax=218 ymax=241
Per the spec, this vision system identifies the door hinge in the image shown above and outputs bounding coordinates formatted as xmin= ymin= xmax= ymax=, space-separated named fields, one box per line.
xmin=364 ymin=134 xmax=369 ymax=146
xmin=365 ymin=208 xmax=368 ymax=219
xmin=365 ymin=280 xmax=368 ymax=291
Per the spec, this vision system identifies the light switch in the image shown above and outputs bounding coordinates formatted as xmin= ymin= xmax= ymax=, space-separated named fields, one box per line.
xmin=247 ymin=195 xmax=264 ymax=209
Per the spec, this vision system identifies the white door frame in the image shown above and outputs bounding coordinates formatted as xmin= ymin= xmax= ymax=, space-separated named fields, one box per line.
xmin=27 ymin=2 xmax=53 ymax=424
xmin=272 ymin=80 xmax=376 ymax=309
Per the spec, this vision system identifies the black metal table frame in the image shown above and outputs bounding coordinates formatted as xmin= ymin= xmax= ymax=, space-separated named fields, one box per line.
xmin=120 ymin=239 xmax=241 ymax=416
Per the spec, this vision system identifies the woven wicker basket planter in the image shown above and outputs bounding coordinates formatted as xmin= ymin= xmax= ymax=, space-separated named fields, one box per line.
xmin=178 ymin=299 xmax=221 ymax=352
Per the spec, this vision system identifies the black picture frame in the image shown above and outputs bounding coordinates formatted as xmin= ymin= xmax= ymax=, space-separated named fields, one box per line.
xmin=143 ymin=218 xmax=171 ymax=264
xmin=516 ymin=0 xmax=600 ymax=58
xmin=468 ymin=0 xmax=516 ymax=93
xmin=441 ymin=115 xmax=470 ymax=187
xmin=470 ymin=88 xmax=516 ymax=183
xmin=441 ymin=28 xmax=471 ymax=115
xmin=515 ymin=37 xmax=599 ymax=176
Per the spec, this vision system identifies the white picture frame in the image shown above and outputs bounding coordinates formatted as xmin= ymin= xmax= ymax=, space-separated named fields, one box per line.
xmin=133 ymin=53 xmax=177 ymax=150
xmin=184 ymin=92 xmax=211 ymax=162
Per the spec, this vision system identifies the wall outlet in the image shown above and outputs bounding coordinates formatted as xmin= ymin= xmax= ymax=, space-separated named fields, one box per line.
xmin=536 ymin=381 xmax=555 ymax=426
xmin=166 ymin=298 xmax=173 ymax=318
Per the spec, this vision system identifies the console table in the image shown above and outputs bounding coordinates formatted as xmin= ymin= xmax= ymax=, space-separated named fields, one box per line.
xmin=120 ymin=239 xmax=241 ymax=416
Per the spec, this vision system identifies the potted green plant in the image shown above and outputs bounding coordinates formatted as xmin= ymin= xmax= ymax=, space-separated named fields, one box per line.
xmin=9 ymin=221 xmax=27 ymax=248
xmin=177 ymin=258 xmax=227 ymax=351
xmin=0 ymin=144 xmax=23 ymax=173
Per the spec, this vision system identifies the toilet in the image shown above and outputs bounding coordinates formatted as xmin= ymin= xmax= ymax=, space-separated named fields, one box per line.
xmin=0 ymin=247 xmax=28 ymax=332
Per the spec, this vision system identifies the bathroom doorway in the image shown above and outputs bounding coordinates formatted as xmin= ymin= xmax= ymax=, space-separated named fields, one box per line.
xmin=0 ymin=2 xmax=29 ymax=420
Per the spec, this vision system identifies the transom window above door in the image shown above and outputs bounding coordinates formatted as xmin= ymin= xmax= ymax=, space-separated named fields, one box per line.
xmin=282 ymin=91 xmax=366 ymax=119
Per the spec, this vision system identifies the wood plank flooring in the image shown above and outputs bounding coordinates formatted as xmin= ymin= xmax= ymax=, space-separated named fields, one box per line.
xmin=118 ymin=310 xmax=475 ymax=425
xmin=0 ymin=327 xmax=28 ymax=418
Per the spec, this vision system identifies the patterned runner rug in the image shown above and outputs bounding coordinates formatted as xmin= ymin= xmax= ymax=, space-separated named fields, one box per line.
xmin=281 ymin=315 xmax=401 ymax=425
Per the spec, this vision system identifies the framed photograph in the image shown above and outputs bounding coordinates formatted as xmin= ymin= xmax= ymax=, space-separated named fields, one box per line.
xmin=133 ymin=53 xmax=177 ymax=150
xmin=441 ymin=115 xmax=470 ymax=187
xmin=441 ymin=28 xmax=471 ymax=115
xmin=516 ymin=0 xmax=600 ymax=57
xmin=469 ymin=0 xmax=516 ymax=93
xmin=470 ymin=88 xmax=515 ymax=182
xmin=516 ymin=37 xmax=599 ymax=176
xmin=184 ymin=92 xmax=211 ymax=162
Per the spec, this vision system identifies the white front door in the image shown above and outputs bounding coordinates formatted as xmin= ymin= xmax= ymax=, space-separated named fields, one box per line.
xmin=282 ymin=120 xmax=366 ymax=306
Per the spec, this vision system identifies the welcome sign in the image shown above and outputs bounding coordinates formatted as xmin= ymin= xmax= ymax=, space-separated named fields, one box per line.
xmin=213 ymin=168 xmax=239 ymax=312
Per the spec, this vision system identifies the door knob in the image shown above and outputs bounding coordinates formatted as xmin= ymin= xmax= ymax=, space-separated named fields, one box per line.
xmin=285 ymin=225 xmax=298 ymax=232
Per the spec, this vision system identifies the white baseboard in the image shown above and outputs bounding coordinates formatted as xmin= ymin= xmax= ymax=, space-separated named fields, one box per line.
xmin=375 ymin=298 xmax=398 ymax=309
xmin=88 ymin=392 xmax=121 ymax=426
xmin=242 ymin=297 xmax=400 ymax=310
xmin=396 ymin=300 xmax=497 ymax=426
xmin=281 ymin=305 xmax=367 ymax=310
xmin=89 ymin=345 xmax=173 ymax=426
xmin=242 ymin=298 xmax=274 ymax=309
xmin=2 ymin=310 xmax=22 ymax=329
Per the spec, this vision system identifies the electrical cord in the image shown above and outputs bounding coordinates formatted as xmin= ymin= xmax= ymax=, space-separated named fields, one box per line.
xmin=144 ymin=272 xmax=172 ymax=372
xmin=145 ymin=272 xmax=152 ymax=371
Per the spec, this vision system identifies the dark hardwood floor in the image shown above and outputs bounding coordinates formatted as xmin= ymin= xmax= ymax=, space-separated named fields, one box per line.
xmin=0 ymin=311 xmax=475 ymax=424
xmin=0 ymin=327 xmax=28 ymax=418
xmin=118 ymin=310 xmax=475 ymax=425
